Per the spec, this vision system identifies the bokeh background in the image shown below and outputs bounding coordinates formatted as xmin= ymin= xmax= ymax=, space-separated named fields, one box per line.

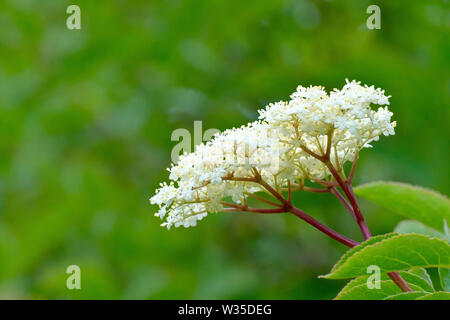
xmin=0 ymin=0 xmax=449 ymax=299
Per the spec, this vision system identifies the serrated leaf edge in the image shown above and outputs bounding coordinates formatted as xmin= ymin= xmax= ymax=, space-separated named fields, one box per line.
xmin=354 ymin=181 xmax=450 ymax=203
xmin=334 ymin=280 xmax=423 ymax=300
xmin=415 ymin=291 xmax=450 ymax=300
xmin=319 ymin=233 xmax=398 ymax=279
xmin=382 ymin=291 xmax=430 ymax=300
xmin=323 ymin=233 xmax=450 ymax=279
xmin=335 ymin=270 xmax=434 ymax=299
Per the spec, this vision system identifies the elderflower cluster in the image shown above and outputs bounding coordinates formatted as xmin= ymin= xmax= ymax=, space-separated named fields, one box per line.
xmin=151 ymin=80 xmax=396 ymax=229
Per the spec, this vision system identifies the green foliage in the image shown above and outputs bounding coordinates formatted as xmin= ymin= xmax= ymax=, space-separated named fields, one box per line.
xmin=323 ymin=233 xmax=450 ymax=280
xmin=354 ymin=182 xmax=450 ymax=232
xmin=383 ymin=291 xmax=430 ymax=300
xmin=324 ymin=233 xmax=397 ymax=276
xmin=392 ymin=201 xmax=450 ymax=294
xmin=394 ymin=220 xmax=449 ymax=241
xmin=415 ymin=292 xmax=450 ymax=300
xmin=383 ymin=290 xmax=450 ymax=300
xmin=335 ymin=270 xmax=433 ymax=300
xmin=331 ymin=181 xmax=450 ymax=299
xmin=330 ymin=232 xmax=450 ymax=299
xmin=407 ymin=268 xmax=434 ymax=289
xmin=395 ymin=220 xmax=450 ymax=293
xmin=439 ymin=268 xmax=450 ymax=292
xmin=336 ymin=280 xmax=421 ymax=300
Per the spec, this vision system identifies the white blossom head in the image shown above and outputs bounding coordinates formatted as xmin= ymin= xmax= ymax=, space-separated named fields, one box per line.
xmin=151 ymin=79 xmax=396 ymax=229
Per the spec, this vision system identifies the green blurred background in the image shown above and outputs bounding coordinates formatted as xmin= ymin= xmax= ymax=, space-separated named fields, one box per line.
xmin=0 ymin=0 xmax=448 ymax=299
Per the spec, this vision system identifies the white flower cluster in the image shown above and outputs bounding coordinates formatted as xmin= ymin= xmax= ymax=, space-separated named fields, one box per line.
xmin=151 ymin=80 xmax=396 ymax=229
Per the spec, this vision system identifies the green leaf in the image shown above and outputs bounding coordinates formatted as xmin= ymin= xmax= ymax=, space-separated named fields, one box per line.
xmin=439 ymin=268 xmax=450 ymax=292
xmin=408 ymin=268 xmax=434 ymax=289
xmin=415 ymin=292 xmax=450 ymax=300
xmin=397 ymin=220 xmax=450 ymax=292
xmin=324 ymin=233 xmax=397 ymax=275
xmin=397 ymin=271 xmax=434 ymax=292
xmin=384 ymin=291 xmax=431 ymax=300
xmin=335 ymin=280 xmax=419 ymax=300
xmin=395 ymin=221 xmax=449 ymax=292
xmin=394 ymin=220 xmax=450 ymax=241
xmin=354 ymin=182 xmax=450 ymax=232
xmin=335 ymin=269 xmax=434 ymax=299
xmin=323 ymin=233 xmax=450 ymax=279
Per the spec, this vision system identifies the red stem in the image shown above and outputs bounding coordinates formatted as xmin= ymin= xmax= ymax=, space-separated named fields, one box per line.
xmin=288 ymin=205 xmax=359 ymax=248
xmin=257 ymin=177 xmax=358 ymax=247
xmin=330 ymin=187 xmax=357 ymax=222
xmin=388 ymin=272 xmax=414 ymax=292
xmin=220 ymin=201 xmax=285 ymax=213
xmin=325 ymin=162 xmax=372 ymax=240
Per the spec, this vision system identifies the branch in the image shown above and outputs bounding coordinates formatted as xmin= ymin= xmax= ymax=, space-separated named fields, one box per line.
xmin=245 ymin=192 xmax=284 ymax=208
xmin=325 ymin=161 xmax=371 ymax=240
xmin=288 ymin=206 xmax=359 ymax=248
xmin=283 ymin=184 xmax=330 ymax=193
xmin=347 ymin=151 xmax=359 ymax=183
xmin=303 ymin=186 xmax=331 ymax=193
xmin=388 ymin=272 xmax=413 ymax=292
xmin=300 ymin=144 xmax=327 ymax=162
xmin=306 ymin=175 xmax=335 ymax=187
xmin=330 ymin=187 xmax=357 ymax=221
xmin=287 ymin=180 xmax=292 ymax=203
xmin=254 ymin=174 xmax=358 ymax=248
xmin=220 ymin=201 xmax=285 ymax=214
xmin=258 ymin=178 xmax=289 ymax=205
xmin=325 ymin=129 xmax=333 ymax=159
xmin=223 ymin=176 xmax=259 ymax=182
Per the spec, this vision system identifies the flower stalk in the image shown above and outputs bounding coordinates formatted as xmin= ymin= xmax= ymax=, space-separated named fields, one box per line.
xmin=150 ymin=80 xmax=408 ymax=293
